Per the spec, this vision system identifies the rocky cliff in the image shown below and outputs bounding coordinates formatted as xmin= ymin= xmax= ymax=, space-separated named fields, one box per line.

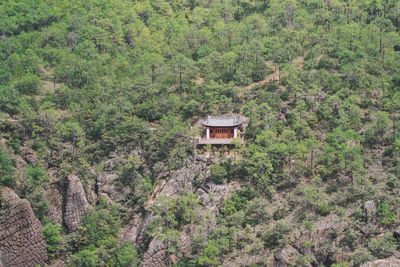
xmin=0 ymin=187 xmax=48 ymax=267
xmin=63 ymin=174 xmax=92 ymax=232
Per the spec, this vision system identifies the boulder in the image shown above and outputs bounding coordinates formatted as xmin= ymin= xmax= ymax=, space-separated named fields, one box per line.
xmin=196 ymin=188 xmax=210 ymax=206
xmin=0 ymin=187 xmax=48 ymax=267
xmin=64 ymin=174 xmax=91 ymax=232
xmin=364 ymin=200 xmax=377 ymax=222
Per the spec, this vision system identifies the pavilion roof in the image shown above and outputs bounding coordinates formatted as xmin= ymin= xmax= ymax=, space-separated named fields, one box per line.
xmin=200 ymin=115 xmax=243 ymax=127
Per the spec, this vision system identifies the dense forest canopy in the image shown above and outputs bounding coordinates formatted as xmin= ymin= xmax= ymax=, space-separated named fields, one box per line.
xmin=0 ymin=0 xmax=399 ymax=266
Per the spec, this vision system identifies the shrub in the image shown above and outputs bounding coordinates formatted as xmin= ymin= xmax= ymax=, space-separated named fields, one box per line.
xmin=369 ymin=234 xmax=397 ymax=259
xmin=343 ymin=228 xmax=358 ymax=249
xmin=28 ymin=190 xmax=49 ymax=221
xmin=24 ymin=165 xmax=49 ymax=191
xmin=70 ymin=246 xmax=100 ymax=267
xmin=295 ymin=255 xmax=313 ymax=266
xmin=43 ymin=222 xmax=64 ymax=258
xmin=22 ymin=165 xmax=49 ymax=220
xmin=353 ymin=248 xmax=375 ymax=267
xmin=377 ymin=201 xmax=396 ymax=226
xmin=0 ymin=149 xmax=15 ymax=187
xmin=264 ymin=223 xmax=292 ymax=248
xmin=197 ymin=236 xmax=230 ymax=267
xmin=14 ymin=73 xmax=41 ymax=94
xmin=222 ymin=188 xmax=255 ymax=216
xmin=70 ymin=199 xmax=134 ymax=266
xmin=210 ymin=164 xmax=228 ymax=184
xmin=197 ymin=240 xmax=222 ymax=266
xmin=110 ymin=243 xmax=139 ymax=267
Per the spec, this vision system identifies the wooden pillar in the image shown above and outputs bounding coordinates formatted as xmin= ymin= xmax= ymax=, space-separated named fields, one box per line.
xmin=234 ymin=127 xmax=238 ymax=138
xmin=206 ymin=127 xmax=210 ymax=139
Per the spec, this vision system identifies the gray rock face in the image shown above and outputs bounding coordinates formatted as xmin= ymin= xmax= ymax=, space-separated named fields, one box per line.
xmin=121 ymin=209 xmax=144 ymax=243
xmin=124 ymin=160 xmax=239 ymax=266
xmin=97 ymin=171 xmax=131 ymax=203
xmin=361 ymin=257 xmax=400 ymax=267
xmin=196 ymin=188 xmax=210 ymax=206
xmin=0 ymin=187 xmax=48 ymax=267
xmin=364 ymin=200 xmax=377 ymax=222
xmin=294 ymin=214 xmax=347 ymax=265
xmin=139 ymin=238 xmax=168 ymax=267
xmin=64 ymin=174 xmax=91 ymax=232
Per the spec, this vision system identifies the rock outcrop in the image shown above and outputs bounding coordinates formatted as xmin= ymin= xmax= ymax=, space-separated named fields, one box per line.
xmin=139 ymin=238 xmax=168 ymax=267
xmin=123 ymin=159 xmax=239 ymax=265
xmin=294 ymin=214 xmax=347 ymax=265
xmin=361 ymin=257 xmax=400 ymax=267
xmin=64 ymin=174 xmax=91 ymax=232
xmin=0 ymin=187 xmax=48 ymax=267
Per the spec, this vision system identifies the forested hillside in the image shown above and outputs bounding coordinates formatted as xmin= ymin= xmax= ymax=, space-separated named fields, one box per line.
xmin=0 ymin=0 xmax=399 ymax=266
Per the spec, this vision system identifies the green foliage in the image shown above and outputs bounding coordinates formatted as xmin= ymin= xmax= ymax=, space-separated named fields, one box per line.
xmin=147 ymin=193 xmax=199 ymax=255
xmin=364 ymin=112 xmax=392 ymax=146
xmin=295 ymin=255 xmax=313 ymax=267
xmin=24 ymin=165 xmax=49 ymax=193
xmin=0 ymin=149 xmax=15 ymax=187
xmin=70 ymin=198 xmax=137 ymax=266
xmin=222 ymin=188 xmax=255 ymax=217
xmin=369 ymin=234 xmax=397 ymax=259
xmin=77 ymin=202 xmax=121 ymax=247
xmin=298 ymin=185 xmax=332 ymax=216
xmin=0 ymin=87 xmax=21 ymax=115
xmin=318 ymin=128 xmax=364 ymax=180
xmin=197 ymin=228 xmax=230 ymax=267
xmin=109 ymin=243 xmax=139 ymax=267
xmin=14 ymin=73 xmax=41 ymax=94
xmin=377 ymin=201 xmax=396 ymax=226
xmin=150 ymin=193 xmax=199 ymax=231
xmin=263 ymin=223 xmax=292 ymax=249
xmin=353 ymin=248 xmax=375 ymax=267
xmin=43 ymin=222 xmax=64 ymax=258
xmin=210 ymin=163 xmax=228 ymax=184
xmin=70 ymin=245 xmax=100 ymax=267
xmin=22 ymin=165 xmax=49 ymax=220
xmin=197 ymin=240 xmax=222 ymax=266
xmin=118 ymin=161 xmax=152 ymax=207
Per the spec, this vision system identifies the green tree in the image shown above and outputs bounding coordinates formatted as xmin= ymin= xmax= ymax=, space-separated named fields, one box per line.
xmin=14 ymin=73 xmax=41 ymax=94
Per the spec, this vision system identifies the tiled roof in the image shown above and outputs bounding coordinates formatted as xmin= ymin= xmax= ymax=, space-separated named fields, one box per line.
xmin=200 ymin=115 xmax=243 ymax=127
